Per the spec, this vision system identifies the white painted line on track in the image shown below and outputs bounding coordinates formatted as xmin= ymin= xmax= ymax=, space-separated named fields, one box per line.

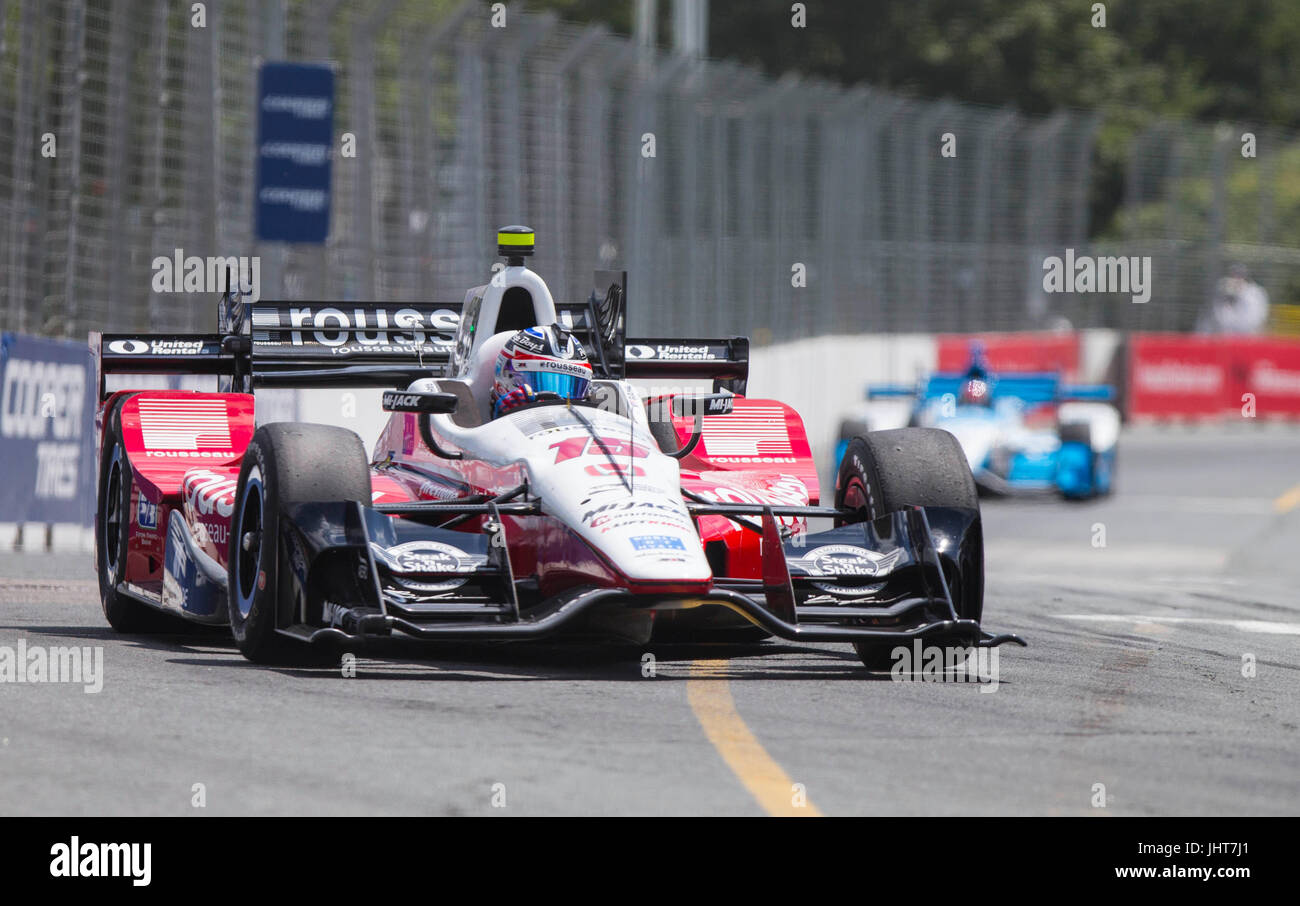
xmin=1059 ymin=614 xmax=1300 ymax=635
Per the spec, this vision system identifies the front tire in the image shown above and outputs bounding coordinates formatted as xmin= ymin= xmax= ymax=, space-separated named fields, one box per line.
xmin=228 ymin=423 xmax=372 ymax=663
xmin=834 ymin=428 xmax=984 ymax=669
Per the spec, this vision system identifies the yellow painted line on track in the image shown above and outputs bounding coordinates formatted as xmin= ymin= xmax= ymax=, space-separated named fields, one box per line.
xmin=1274 ymin=482 xmax=1300 ymax=514
xmin=686 ymin=659 xmax=823 ymax=817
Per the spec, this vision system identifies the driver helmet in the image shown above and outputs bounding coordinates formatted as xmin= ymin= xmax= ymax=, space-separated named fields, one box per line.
xmin=491 ymin=325 xmax=592 ymax=418
xmin=959 ymin=377 xmax=992 ymax=407
xmin=964 ymin=341 xmax=990 ymax=382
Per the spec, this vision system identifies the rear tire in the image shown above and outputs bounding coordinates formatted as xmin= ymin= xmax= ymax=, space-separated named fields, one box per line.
xmin=228 ymin=423 xmax=372 ymax=663
xmin=833 ymin=429 xmax=984 ymax=670
xmin=96 ymin=397 xmax=181 ymax=633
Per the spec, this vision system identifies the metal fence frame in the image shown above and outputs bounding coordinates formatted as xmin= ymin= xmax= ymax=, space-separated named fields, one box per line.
xmin=2 ymin=0 xmax=1297 ymax=343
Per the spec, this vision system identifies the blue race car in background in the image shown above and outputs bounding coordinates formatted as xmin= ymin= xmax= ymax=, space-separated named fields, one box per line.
xmin=834 ymin=347 xmax=1120 ymax=500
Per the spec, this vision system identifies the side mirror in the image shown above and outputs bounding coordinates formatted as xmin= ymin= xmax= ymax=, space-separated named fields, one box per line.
xmin=671 ymin=393 xmax=734 ymax=418
xmin=383 ymin=391 xmax=463 ymax=459
xmin=655 ymin=393 xmax=733 ymax=459
xmin=382 ymin=390 xmax=458 ymax=414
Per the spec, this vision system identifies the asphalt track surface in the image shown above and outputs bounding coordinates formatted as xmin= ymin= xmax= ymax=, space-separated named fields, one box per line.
xmin=2 ymin=426 xmax=1298 ymax=816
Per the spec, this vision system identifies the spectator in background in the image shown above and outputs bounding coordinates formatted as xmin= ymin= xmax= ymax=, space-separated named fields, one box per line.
xmin=1199 ymin=263 xmax=1270 ymax=334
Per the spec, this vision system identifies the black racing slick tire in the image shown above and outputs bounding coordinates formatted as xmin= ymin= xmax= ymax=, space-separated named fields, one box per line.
xmin=227 ymin=423 xmax=371 ymax=663
xmin=833 ymin=429 xmax=984 ymax=670
xmin=95 ymin=396 xmax=180 ymax=633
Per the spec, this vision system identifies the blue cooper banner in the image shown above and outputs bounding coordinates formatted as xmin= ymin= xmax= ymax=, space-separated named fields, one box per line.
xmin=255 ymin=62 xmax=334 ymax=243
xmin=0 ymin=333 xmax=96 ymax=525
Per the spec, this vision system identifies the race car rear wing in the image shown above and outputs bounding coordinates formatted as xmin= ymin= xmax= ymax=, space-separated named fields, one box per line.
xmin=619 ymin=337 xmax=749 ymax=395
xmin=559 ymin=271 xmax=748 ymax=393
xmin=867 ymin=373 xmax=1114 ymax=405
xmin=93 ymin=275 xmax=750 ymax=397
xmin=920 ymin=373 xmax=1114 ymax=405
xmin=92 ymin=299 xmax=461 ymax=398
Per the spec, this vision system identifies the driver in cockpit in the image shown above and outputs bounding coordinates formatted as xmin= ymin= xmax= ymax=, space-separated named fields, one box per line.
xmin=489 ymin=324 xmax=593 ymax=418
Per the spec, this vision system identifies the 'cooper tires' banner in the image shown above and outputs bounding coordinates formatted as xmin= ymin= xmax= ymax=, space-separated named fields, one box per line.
xmin=0 ymin=333 xmax=95 ymax=525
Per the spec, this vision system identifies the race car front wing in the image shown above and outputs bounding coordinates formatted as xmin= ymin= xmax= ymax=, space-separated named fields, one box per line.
xmin=270 ymin=494 xmax=1026 ymax=652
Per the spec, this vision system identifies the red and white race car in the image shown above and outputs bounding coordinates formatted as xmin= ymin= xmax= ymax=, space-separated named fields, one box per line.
xmin=91 ymin=227 xmax=1021 ymax=668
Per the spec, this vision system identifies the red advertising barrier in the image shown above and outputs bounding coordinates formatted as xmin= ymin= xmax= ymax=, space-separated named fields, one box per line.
xmin=1127 ymin=334 xmax=1300 ymax=420
xmin=1126 ymin=334 xmax=1227 ymax=419
xmin=938 ymin=332 xmax=1080 ymax=379
xmin=1234 ymin=337 xmax=1300 ymax=418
